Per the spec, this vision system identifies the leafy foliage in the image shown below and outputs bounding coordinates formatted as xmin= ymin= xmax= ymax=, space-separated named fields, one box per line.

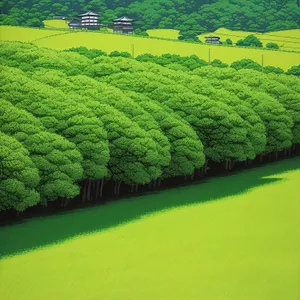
xmin=0 ymin=99 xmax=83 ymax=204
xmin=0 ymin=0 xmax=299 ymax=33
xmin=0 ymin=131 xmax=40 ymax=211
xmin=0 ymin=40 xmax=299 ymax=213
xmin=286 ymin=65 xmax=300 ymax=77
xmin=266 ymin=42 xmax=279 ymax=50
xmin=236 ymin=35 xmax=263 ymax=48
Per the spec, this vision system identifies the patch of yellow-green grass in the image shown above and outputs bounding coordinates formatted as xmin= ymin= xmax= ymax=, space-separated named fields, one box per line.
xmin=1 ymin=26 xmax=300 ymax=70
xmin=1 ymin=158 xmax=299 ymax=300
xmin=43 ymin=19 xmax=69 ymax=29
xmin=199 ymin=28 xmax=300 ymax=52
xmin=147 ymin=29 xmax=179 ymax=39
xmin=0 ymin=26 xmax=64 ymax=42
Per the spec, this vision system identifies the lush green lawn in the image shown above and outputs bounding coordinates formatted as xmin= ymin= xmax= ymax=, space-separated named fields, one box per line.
xmin=1 ymin=26 xmax=300 ymax=70
xmin=1 ymin=158 xmax=299 ymax=300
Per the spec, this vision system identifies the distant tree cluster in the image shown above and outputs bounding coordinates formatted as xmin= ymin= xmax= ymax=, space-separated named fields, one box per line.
xmin=0 ymin=40 xmax=299 ymax=213
xmin=0 ymin=0 xmax=299 ymax=34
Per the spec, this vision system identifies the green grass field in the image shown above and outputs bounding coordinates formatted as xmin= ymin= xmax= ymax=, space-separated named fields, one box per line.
xmin=1 ymin=158 xmax=299 ymax=300
xmin=148 ymin=28 xmax=300 ymax=52
xmin=1 ymin=26 xmax=300 ymax=70
xmin=199 ymin=28 xmax=300 ymax=52
xmin=43 ymin=19 xmax=69 ymax=29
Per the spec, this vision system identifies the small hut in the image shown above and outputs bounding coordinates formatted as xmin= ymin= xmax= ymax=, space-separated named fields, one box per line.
xmin=205 ymin=36 xmax=221 ymax=44
xmin=113 ymin=16 xmax=134 ymax=34
xmin=68 ymin=11 xmax=100 ymax=30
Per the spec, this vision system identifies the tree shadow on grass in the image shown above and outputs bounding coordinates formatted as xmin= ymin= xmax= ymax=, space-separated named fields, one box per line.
xmin=1 ymin=157 xmax=299 ymax=258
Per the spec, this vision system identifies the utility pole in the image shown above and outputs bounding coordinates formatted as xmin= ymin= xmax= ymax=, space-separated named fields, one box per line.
xmin=208 ymin=48 xmax=211 ymax=64
xmin=261 ymin=54 xmax=264 ymax=73
xmin=131 ymin=44 xmax=135 ymax=58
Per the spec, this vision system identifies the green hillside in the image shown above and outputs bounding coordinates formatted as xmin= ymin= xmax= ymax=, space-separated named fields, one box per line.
xmin=1 ymin=26 xmax=300 ymax=70
xmin=1 ymin=158 xmax=300 ymax=300
xmin=1 ymin=0 xmax=300 ymax=34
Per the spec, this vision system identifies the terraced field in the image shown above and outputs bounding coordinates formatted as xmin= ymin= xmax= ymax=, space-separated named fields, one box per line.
xmin=148 ymin=28 xmax=300 ymax=52
xmin=1 ymin=26 xmax=299 ymax=70
xmin=1 ymin=158 xmax=300 ymax=300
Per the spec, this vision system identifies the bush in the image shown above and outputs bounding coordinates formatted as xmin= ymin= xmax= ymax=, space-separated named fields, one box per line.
xmin=236 ymin=35 xmax=263 ymax=48
xmin=109 ymin=51 xmax=132 ymax=58
xmin=231 ymin=59 xmax=262 ymax=71
xmin=211 ymin=59 xmax=228 ymax=68
xmin=263 ymin=66 xmax=284 ymax=74
xmin=178 ymin=30 xmax=201 ymax=42
xmin=65 ymin=47 xmax=107 ymax=59
xmin=286 ymin=65 xmax=300 ymax=77
xmin=224 ymin=38 xmax=233 ymax=45
xmin=266 ymin=42 xmax=279 ymax=50
xmin=134 ymin=28 xmax=149 ymax=36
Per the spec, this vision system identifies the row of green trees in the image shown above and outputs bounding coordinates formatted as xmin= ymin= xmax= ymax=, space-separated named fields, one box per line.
xmin=0 ymin=40 xmax=299 ymax=213
xmin=64 ymin=47 xmax=300 ymax=76
xmin=1 ymin=0 xmax=299 ymax=33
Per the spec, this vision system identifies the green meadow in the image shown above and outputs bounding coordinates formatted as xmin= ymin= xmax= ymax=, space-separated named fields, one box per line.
xmin=148 ymin=28 xmax=300 ymax=52
xmin=1 ymin=25 xmax=300 ymax=70
xmin=1 ymin=158 xmax=299 ymax=300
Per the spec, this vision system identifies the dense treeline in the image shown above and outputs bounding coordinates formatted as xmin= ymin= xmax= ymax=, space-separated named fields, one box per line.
xmin=65 ymin=47 xmax=300 ymax=77
xmin=0 ymin=0 xmax=299 ymax=34
xmin=0 ymin=40 xmax=299 ymax=214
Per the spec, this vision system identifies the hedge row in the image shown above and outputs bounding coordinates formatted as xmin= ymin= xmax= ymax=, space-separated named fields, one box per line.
xmin=0 ymin=41 xmax=299 ymax=213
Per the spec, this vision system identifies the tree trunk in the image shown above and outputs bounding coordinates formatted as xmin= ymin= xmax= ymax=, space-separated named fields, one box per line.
xmin=99 ymin=179 xmax=104 ymax=198
xmin=117 ymin=180 xmax=122 ymax=195
xmin=204 ymin=159 xmax=209 ymax=175
xmin=259 ymin=154 xmax=263 ymax=162
xmin=153 ymin=179 xmax=157 ymax=188
xmin=157 ymin=179 xmax=162 ymax=187
xmin=113 ymin=181 xmax=117 ymax=196
xmin=87 ymin=180 xmax=92 ymax=201
xmin=228 ymin=160 xmax=232 ymax=171
xmin=95 ymin=180 xmax=100 ymax=200
xmin=82 ymin=180 xmax=88 ymax=203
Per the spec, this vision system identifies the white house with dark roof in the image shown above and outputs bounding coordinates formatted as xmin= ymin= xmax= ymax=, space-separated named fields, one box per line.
xmin=68 ymin=11 xmax=100 ymax=30
xmin=113 ymin=16 xmax=134 ymax=34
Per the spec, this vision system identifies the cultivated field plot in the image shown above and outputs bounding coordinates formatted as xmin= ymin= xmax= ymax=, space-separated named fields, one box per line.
xmin=1 ymin=26 xmax=300 ymax=70
xmin=1 ymin=158 xmax=299 ymax=300
xmin=199 ymin=28 xmax=300 ymax=52
xmin=43 ymin=19 xmax=69 ymax=29
xmin=148 ymin=28 xmax=300 ymax=52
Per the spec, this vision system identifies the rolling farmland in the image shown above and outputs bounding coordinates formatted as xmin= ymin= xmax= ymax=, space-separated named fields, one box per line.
xmin=1 ymin=26 xmax=300 ymax=70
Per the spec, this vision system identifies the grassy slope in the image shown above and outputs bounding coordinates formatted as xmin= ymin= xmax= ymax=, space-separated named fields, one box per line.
xmin=1 ymin=158 xmax=299 ymax=300
xmin=199 ymin=28 xmax=300 ymax=52
xmin=148 ymin=28 xmax=300 ymax=52
xmin=43 ymin=19 xmax=69 ymax=29
xmin=1 ymin=26 xmax=300 ymax=70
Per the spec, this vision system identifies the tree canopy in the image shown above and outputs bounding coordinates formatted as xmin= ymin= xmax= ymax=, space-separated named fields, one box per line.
xmin=0 ymin=131 xmax=40 ymax=211
xmin=1 ymin=0 xmax=299 ymax=33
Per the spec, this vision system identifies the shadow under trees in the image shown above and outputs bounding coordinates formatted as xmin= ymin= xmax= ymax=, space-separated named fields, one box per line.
xmin=0 ymin=157 xmax=299 ymax=258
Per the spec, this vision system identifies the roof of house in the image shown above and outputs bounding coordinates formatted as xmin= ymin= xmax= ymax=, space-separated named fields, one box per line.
xmin=113 ymin=16 xmax=133 ymax=22
xmin=205 ymin=36 xmax=220 ymax=39
xmin=78 ymin=11 xmax=99 ymax=17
